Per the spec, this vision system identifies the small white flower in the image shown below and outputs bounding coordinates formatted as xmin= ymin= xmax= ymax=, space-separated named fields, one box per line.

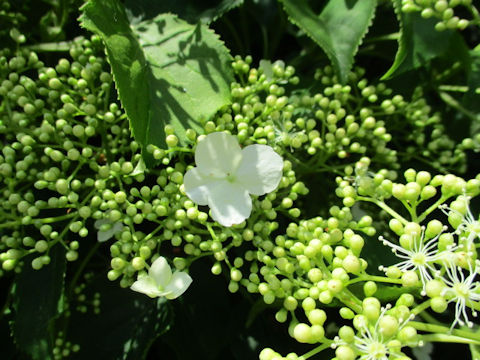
xmin=442 ymin=261 xmax=480 ymax=329
xmin=94 ymin=218 xmax=123 ymax=242
xmin=379 ymin=228 xmax=446 ymax=295
xmin=184 ymin=132 xmax=284 ymax=227
xmin=130 ymin=257 xmax=192 ymax=299
xmin=441 ymin=196 xmax=480 ymax=246
xmin=347 ymin=305 xmax=412 ymax=360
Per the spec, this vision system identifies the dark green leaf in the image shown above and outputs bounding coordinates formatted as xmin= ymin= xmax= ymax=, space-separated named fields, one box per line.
xmin=382 ymin=0 xmax=466 ymax=79
xmin=69 ymin=275 xmax=172 ymax=360
xmin=11 ymin=244 xmax=66 ymax=360
xmin=80 ymin=0 xmax=233 ymax=155
xmin=0 ymin=316 xmax=16 ymax=360
xmin=125 ymin=0 xmax=244 ymax=24
xmin=279 ymin=0 xmax=377 ymax=83
xmin=465 ymin=48 xmax=480 ymax=136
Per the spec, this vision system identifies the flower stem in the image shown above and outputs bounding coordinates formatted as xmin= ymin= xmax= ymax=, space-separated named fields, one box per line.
xmin=357 ymin=196 xmax=409 ymax=225
xmin=410 ymin=321 xmax=480 ymax=343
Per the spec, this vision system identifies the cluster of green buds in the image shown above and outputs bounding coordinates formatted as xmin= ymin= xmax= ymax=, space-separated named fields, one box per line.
xmin=0 ymin=33 xmax=130 ymax=273
xmin=400 ymin=0 xmax=478 ymax=31
xmin=214 ymin=57 xmax=474 ymax=178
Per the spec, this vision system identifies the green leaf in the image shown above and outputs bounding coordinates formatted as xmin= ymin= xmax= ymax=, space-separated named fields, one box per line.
xmin=79 ymin=0 xmax=233 ymax=155
xmin=69 ymin=276 xmax=172 ymax=360
xmin=11 ymin=245 xmax=66 ymax=360
xmin=125 ymin=0 xmax=244 ymax=24
xmin=279 ymin=0 xmax=376 ymax=84
xmin=470 ymin=343 xmax=480 ymax=360
xmin=382 ymin=0 xmax=465 ymax=79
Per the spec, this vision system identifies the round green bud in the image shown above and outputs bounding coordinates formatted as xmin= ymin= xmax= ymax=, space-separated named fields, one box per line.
xmin=336 ymin=345 xmax=355 ymax=360
xmin=293 ymin=323 xmax=312 ymax=343
xmin=431 ymin=296 xmax=448 ymax=313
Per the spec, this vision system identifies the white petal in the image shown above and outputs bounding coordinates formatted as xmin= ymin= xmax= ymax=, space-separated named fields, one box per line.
xmin=95 ymin=219 xmax=122 ymax=242
xmin=184 ymin=167 xmax=217 ymax=206
xmin=164 ymin=271 xmax=193 ymax=299
xmin=206 ymin=181 xmax=252 ymax=227
xmin=131 ymin=276 xmax=165 ymax=298
xmin=149 ymin=257 xmax=172 ymax=287
xmin=195 ymin=132 xmax=242 ymax=177
xmin=235 ymin=144 xmax=283 ymax=195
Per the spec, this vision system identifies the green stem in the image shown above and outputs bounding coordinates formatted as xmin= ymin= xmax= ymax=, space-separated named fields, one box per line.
xmin=417 ymin=195 xmax=449 ymax=223
xmin=357 ymin=196 xmax=409 ymax=225
xmin=411 ymin=300 xmax=431 ymax=315
xmin=0 ymin=212 xmax=77 ymax=229
xmin=25 ymin=41 xmax=73 ymax=52
xmin=302 ymin=341 xmax=333 ymax=359
xmin=438 ymin=91 xmax=480 ymax=122
xmin=346 ymin=274 xmax=403 ymax=286
xmin=68 ymin=242 xmax=101 ymax=297
xmin=438 ymin=85 xmax=470 ymax=93
xmin=410 ymin=321 xmax=480 ymax=343
xmin=420 ymin=333 xmax=480 ymax=345
xmin=336 ymin=289 xmax=363 ymax=313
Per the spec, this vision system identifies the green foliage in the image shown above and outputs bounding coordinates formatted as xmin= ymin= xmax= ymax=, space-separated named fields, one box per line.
xmin=2 ymin=0 xmax=480 ymax=359
xmin=279 ymin=0 xmax=376 ymax=84
xmin=11 ymin=245 xmax=66 ymax=360
xmin=80 ymin=0 xmax=234 ymax=156
xmin=383 ymin=0 xmax=468 ymax=79
xmin=69 ymin=277 xmax=172 ymax=360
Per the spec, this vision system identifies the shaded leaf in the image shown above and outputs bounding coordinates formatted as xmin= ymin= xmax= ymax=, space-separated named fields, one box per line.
xmin=125 ymin=0 xmax=244 ymax=24
xmin=80 ymin=0 xmax=233 ymax=158
xmin=279 ymin=0 xmax=376 ymax=83
xmin=382 ymin=0 xmax=467 ymax=79
xmin=11 ymin=244 xmax=66 ymax=360
xmin=69 ymin=275 xmax=172 ymax=360
xmin=465 ymin=48 xmax=480 ymax=136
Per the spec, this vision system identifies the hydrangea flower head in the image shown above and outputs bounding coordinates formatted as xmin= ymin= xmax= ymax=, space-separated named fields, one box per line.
xmin=184 ymin=132 xmax=284 ymax=227
xmin=131 ymin=257 xmax=193 ymax=299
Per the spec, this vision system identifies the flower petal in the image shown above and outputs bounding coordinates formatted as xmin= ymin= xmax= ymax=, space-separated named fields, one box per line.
xmin=206 ymin=181 xmax=252 ymax=227
xmin=184 ymin=167 xmax=218 ymax=206
xmin=235 ymin=144 xmax=283 ymax=195
xmin=195 ymin=132 xmax=242 ymax=177
xmin=131 ymin=276 xmax=165 ymax=298
xmin=149 ymin=257 xmax=172 ymax=287
xmin=164 ymin=271 xmax=193 ymax=299
xmin=95 ymin=219 xmax=123 ymax=242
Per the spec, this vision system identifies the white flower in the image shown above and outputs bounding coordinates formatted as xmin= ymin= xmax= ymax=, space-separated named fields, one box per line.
xmin=441 ymin=196 xmax=480 ymax=246
xmin=183 ymin=132 xmax=284 ymax=227
xmin=335 ymin=305 xmax=412 ymax=360
xmin=130 ymin=256 xmax=192 ymax=299
xmin=94 ymin=218 xmax=123 ymax=242
xmin=379 ymin=228 xmax=446 ymax=295
xmin=442 ymin=261 xmax=480 ymax=328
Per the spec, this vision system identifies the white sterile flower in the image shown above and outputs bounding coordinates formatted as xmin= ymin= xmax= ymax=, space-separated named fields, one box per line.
xmin=442 ymin=261 xmax=480 ymax=329
xmin=379 ymin=228 xmax=446 ymax=295
xmin=94 ymin=218 xmax=123 ymax=242
xmin=183 ymin=132 xmax=284 ymax=227
xmin=131 ymin=256 xmax=192 ymax=299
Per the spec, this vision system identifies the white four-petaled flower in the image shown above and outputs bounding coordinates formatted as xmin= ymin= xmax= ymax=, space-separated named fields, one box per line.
xmin=183 ymin=132 xmax=284 ymax=227
xmin=130 ymin=257 xmax=193 ymax=299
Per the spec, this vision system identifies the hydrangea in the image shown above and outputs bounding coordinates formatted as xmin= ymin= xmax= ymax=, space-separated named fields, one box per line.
xmin=183 ymin=132 xmax=284 ymax=226
xmin=130 ymin=257 xmax=193 ymax=299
